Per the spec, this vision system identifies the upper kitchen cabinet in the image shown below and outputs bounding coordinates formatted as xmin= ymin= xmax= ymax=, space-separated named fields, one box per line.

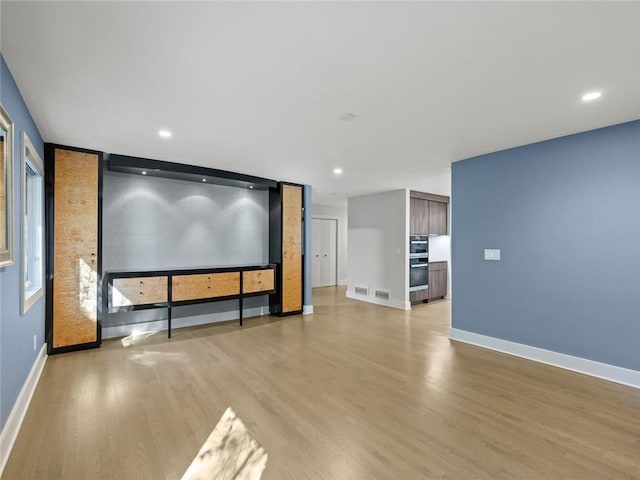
xmin=410 ymin=191 xmax=449 ymax=235
xmin=428 ymin=200 xmax=448 ymax=235
xmin=409 ymin=197 xmax=428 ymax=234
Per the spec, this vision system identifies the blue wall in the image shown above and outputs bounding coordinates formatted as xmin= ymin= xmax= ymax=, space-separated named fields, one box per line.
xmin=451 ymin=120 xmax=640 ymax=371
xmin=0 ymin=55 xmax=45 ymax=429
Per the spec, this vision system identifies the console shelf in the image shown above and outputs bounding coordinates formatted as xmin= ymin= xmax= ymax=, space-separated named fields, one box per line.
xmin=103 ymin=263 xmax=276 ymax=338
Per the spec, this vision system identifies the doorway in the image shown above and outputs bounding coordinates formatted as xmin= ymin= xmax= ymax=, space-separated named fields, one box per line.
xmin=312 ymin=218 xmax=338 ymax=287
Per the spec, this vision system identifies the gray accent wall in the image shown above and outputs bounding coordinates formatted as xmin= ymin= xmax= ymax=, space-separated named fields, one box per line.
xmin=451 ymin=120 xmax=640 ymax=371
xmin=103 ymin=172 xmax=269 ymax=270
xmin=0 ymin=55 xmax=45 ymax=429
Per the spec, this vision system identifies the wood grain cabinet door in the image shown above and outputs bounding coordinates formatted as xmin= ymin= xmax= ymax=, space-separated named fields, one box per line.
xmin=172 ymin=272 xmax=240 ymax=301
xmin=112 ymin=276 xmax=168 ymax=307
xmin=52 ymin=149 xmax=99 ymax=348
xmin=428 ymin=201 xmax=448 ymax=235
xmin=281 ymin=185 xmax=302 ymax=313
xmin=428 ymin=262 xmax=448 ymax=300
xmin=243 ymin=269 xmax=275 ymax=294
xmin=410 ymin=197 xmax=429 ymax=235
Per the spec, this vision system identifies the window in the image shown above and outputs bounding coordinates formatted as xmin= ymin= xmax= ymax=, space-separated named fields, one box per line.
xmin=22 ymin=133 xmax=44 ymax=313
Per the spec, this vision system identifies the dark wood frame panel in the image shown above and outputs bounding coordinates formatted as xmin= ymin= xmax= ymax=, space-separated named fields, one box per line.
xmin=45 ymin=144 xmax=103 ymax=355
xmin=108 ymin=154 xmax=278 ymax=190
xmin=269 ymin=182 xmax=304 ymax=316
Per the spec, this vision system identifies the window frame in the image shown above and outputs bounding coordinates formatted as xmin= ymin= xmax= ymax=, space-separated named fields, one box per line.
xmin=21 ymin=132 xmax=44 ymax=314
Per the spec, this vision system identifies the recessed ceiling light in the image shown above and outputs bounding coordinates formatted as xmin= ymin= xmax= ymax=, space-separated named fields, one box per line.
xmin=202 ymin=178 xmax=207 ymax=182
xmin=249 ymin=185 xmax=254 ymax=189
xmin=141 ymin=171 xmax=147 ymax=175
xmin=582 ymin=91 xmax=602 ymax=102
xmin=158 ymin=129 xmax=172 ymax=138
xmin=339 ymin=113 xmax=356 ymax=122
xmin=333 ymin=168 xmax=343 ymax=175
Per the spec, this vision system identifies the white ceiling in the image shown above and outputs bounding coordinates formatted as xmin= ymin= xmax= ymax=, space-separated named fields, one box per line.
xmin=2 ymin=1 xmax=639 ymax=206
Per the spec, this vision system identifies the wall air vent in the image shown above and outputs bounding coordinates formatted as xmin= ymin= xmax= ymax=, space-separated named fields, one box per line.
xmin=354 ymin=286 xmax=369 ymax=296
xmin=375 ymin=290 xmax=390 ymax=300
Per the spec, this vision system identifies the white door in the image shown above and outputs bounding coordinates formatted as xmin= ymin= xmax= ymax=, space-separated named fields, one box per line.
xmin=312 ymin=218 xmax=338 ymax=287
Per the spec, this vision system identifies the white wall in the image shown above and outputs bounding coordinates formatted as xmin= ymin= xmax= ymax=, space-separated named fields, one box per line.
xmin=426 ymin=233 xmax=452 ymax=298
xmin=312 ymin=204 xmax=348 ymax=284
xmin=347 ymin=190 xmax=409 ymax=310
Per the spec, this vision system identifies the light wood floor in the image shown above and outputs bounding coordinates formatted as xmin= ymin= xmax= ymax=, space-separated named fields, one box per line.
xmin=4 ymin=287 xmax=639 ymax=479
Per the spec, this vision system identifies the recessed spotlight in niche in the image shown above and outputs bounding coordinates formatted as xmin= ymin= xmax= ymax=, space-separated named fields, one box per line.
xmin=158 ymin=129 xmax=172 ymax=138
xmin=581 ymin=91 xmax=601 ymax=102
xmin=249 ymin=185 xmax=254 ymax=189
xmin=202 ymin=179 xmax=207 ymax=182
xmin=141 ymin=171 xmax=147 ymax=175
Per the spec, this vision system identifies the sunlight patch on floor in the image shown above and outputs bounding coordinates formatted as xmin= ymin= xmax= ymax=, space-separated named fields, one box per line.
xmin=181 ymin=407 xmax=267 ymax=480
xmin=121 ymin=330 xmax=159 ymax=347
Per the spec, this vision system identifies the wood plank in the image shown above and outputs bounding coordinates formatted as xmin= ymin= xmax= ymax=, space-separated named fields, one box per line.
xmin=4 ymin=287 xmax=640 ymax=480
xmin=172 ymin=272 xmax=240 ymax=301
xmin=243 ymin=269 xmax=275 ymax=294
xmin=52 ymin=148 xmax=99 ymax=348
xmin=112 ymin=276 xmax=168 ymax=307
xmin=281 ymin=185 xmax=302 ymax=313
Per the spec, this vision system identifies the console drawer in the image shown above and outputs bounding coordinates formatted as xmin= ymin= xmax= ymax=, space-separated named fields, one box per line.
xmin=112 ymin=276 xmax=168 ymax=307
xmin=172 ymin=272 xmax=240 ymax=301
xmin=243 ymin=269 xmax=275 ymax=294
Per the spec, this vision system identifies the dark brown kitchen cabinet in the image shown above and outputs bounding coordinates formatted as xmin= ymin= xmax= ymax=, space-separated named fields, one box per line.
xmin=428 ymin=262 xmax=447 ymax=300
xmin=409 ymin=191 xmax=449 ymax=235
xmin=410 ymin=289 xmax=429 ymax=303
xmin=428 ymin=201 xmax=448 ymax=235
xmin=410 ymin=197 xmax=429 ymax=234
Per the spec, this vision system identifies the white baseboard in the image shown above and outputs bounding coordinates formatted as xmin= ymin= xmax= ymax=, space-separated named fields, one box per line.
xmin=345 ymin=291 xmax=410 ymax=310
xmin=338 ymin=279 xmax=348 ymax=286
xmin=449 ymin=328 xmax=640 ymax=389
xmin=303 ymin=305 xmax=314 ymax=315
xmin=103 ymin=307 xmax=266 ymax=339
xmin=0 ymin=344 xmax=47 ymax=476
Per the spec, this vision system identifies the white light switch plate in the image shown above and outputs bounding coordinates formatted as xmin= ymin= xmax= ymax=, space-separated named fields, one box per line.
xmin=484 ymin=249 xmax=501 ymax=261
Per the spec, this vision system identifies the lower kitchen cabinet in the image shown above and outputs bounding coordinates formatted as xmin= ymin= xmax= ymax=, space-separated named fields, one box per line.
xmin=428 ymin=262 xmax=448 ymax=300
xmin=409 ymin=289 xmax=429 ymax=303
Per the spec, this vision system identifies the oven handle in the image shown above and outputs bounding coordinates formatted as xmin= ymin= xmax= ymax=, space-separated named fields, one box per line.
xmin=411 ymin=263 xmax=428 ymax=268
